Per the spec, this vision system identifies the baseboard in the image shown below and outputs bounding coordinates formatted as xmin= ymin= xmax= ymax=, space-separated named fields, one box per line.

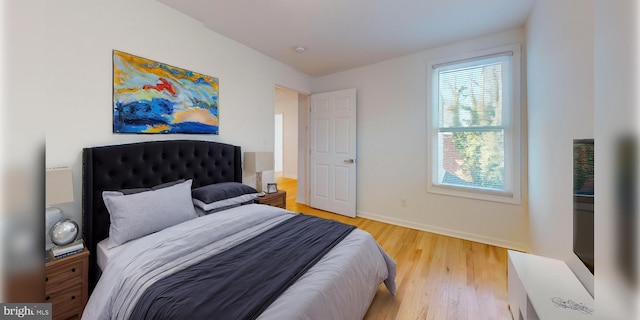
xmin=357 ymin=210 xmax=528 ymax=251
xmin=282 ymin=174 xmax=297 ymax=179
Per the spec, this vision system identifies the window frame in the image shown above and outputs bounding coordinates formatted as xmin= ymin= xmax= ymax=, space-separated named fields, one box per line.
xmin=426 ymin=44 xmax=522 ymax=204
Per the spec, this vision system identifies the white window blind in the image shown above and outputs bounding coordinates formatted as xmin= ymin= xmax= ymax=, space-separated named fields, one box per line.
xmin=428 ymin=46 xmax=521 ymax=204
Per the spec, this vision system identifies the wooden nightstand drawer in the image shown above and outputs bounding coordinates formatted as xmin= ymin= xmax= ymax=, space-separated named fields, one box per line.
xmin=46 ymin=259 xmax=83 ymax=293
xmin=261 ymin=196 xmax=284 ymax=207
xmin=257 ymin=190 xmax=286 ymax=209
xmin=47 ymin=283 xmax=82 ymax=317
xmin=45 ymin=248 xmax=89 ymax=320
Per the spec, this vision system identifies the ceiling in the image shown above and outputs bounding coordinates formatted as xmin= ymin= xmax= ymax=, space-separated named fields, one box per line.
xmin=158 ymin=0 xmax=535 ymax=77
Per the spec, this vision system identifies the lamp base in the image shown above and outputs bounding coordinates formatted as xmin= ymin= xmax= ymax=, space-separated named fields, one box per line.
xmin=256 ymin=172 xmax=263 ymax=193
xmin=45 ymin=207 xmax=63 ymax=250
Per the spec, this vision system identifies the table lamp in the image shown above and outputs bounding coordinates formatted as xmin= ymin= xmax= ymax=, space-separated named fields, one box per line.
xmin=244 ymin=152 xmax=274 ymax=193
xmin=45 ymin=167 xmax=75 ymax=249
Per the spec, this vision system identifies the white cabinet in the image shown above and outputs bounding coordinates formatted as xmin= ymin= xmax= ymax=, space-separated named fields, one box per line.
xmin=508 ymin=250 xmax=594 ymax=320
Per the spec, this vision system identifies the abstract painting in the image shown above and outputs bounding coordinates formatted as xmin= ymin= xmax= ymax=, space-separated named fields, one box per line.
xmin=113 ymin=50 xmax=219 ymax=134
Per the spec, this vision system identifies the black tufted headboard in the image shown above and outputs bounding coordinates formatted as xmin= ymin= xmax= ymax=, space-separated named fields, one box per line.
xmin=82 ymin=140 xmax=242 ymax=289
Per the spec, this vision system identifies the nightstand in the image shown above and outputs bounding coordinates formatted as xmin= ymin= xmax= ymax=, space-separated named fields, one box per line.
xmin=257 ymin=190 xmax=286 ymax=209
xmin=45 ymin=247 xmax=89 ymax=320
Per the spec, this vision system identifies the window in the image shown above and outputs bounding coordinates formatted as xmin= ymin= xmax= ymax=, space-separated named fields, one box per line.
xmin=427 ymin=45 xmax=521 ymax=204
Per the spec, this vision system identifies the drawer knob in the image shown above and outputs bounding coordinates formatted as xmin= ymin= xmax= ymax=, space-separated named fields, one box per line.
xmin=71 ymin=268 xmax=76 ymax=272
xmin=71 ymin=296 xmax=76 ymax=300
xmin=45 ymin=277 xmax=48 ymax=282
xmin=45 ymin=296 xmax=50 ymax=301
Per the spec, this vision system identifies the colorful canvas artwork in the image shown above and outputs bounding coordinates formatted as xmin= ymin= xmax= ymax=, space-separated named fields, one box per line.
xmin=113 ymin=50 xmax=219 ymax=134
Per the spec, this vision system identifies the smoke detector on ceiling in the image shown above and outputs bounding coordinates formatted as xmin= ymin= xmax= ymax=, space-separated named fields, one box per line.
xmin=295 ymin=46 xmax=306 ymax=53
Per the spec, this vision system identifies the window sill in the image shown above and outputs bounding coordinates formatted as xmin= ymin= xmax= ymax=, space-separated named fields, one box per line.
xmin=428 ymin=183 xmax=521 ymax=205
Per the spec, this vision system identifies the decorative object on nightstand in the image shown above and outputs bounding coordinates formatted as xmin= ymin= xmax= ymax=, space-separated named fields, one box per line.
xmin=51 ymin=219 xmax=79 ymax=246
xmin=257 ymin=190 xmax=286 ymax=209
xmin=244 ymin=152 xmax=274 ymax=193
xmin=45 ymin=246 xmax=89 ymax=320
xmin=46 ymin=167 xmax=75 ymax=250
xmin=266 ymin=183 xmax=278 ymax=194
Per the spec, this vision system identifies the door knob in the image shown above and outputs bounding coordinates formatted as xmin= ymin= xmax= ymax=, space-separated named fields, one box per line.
xmin=344 ymin=159 xmax=355 ymax=164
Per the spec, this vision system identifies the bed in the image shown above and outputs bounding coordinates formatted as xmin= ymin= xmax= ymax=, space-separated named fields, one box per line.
xmin=81 ymin=140 xmax=396 ymax=319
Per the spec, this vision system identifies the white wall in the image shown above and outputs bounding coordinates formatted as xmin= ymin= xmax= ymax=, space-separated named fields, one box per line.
xmin=594 ymin=1 xmax=638 ymax=318
xmin=41 ymin=0 xmax=312 ymax=230
xmin=526 ymin=0 xmax=594 ymax=294
xmin=274 ymin=88 xmax=299 ymax=179
xmin=312 ymin=29 xmax=528 ymax=250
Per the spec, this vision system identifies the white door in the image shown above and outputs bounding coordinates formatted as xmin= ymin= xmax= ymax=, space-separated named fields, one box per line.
xmin=309 ymin=89 xmax=357 ymax=217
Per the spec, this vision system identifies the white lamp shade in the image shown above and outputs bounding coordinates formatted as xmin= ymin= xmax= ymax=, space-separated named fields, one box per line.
xmin=244 ymin=152 xmax=274 ymax=173
xmin=46 ymin=167 xmax=74 ymax=206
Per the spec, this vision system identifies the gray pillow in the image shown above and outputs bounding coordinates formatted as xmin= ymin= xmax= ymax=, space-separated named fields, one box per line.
xmin=192 ymin=182 xmax=258 ymax=211
xmin=103 ymin=179 xmax=197 ymax=248
xmin=194 ymin=199 xmax=258 ymax=216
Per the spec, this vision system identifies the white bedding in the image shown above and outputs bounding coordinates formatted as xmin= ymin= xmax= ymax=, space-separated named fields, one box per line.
xmin=83 ymin=204 xmax=396 ymax=320
xmin=96 ymin=238 xmax=128 ymax=272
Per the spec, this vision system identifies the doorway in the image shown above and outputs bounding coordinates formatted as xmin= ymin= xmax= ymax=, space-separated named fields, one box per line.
xmin=274 ymin=86 xmax=308 ymax=208
xmin=274 ymin=86 xmax=357 ymax=217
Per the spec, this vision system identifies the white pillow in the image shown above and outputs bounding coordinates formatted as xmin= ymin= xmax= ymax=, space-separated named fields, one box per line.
xmin=103 ymin=179 xmax=197 ymax=248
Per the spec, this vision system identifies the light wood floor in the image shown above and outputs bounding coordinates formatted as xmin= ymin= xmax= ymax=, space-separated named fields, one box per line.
xmin=276 ymin=176 xmax=511 ymax=320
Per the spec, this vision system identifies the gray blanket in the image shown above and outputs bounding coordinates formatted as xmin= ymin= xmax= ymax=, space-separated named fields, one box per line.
xmin=130 ymin=214 xmax=356 ymax=319
xmin=82 ymin=205 xmax=396 ymax=320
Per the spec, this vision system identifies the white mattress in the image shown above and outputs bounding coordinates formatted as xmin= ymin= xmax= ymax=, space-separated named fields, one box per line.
xmin=96 ymin=238 xmax=128 ymax=271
